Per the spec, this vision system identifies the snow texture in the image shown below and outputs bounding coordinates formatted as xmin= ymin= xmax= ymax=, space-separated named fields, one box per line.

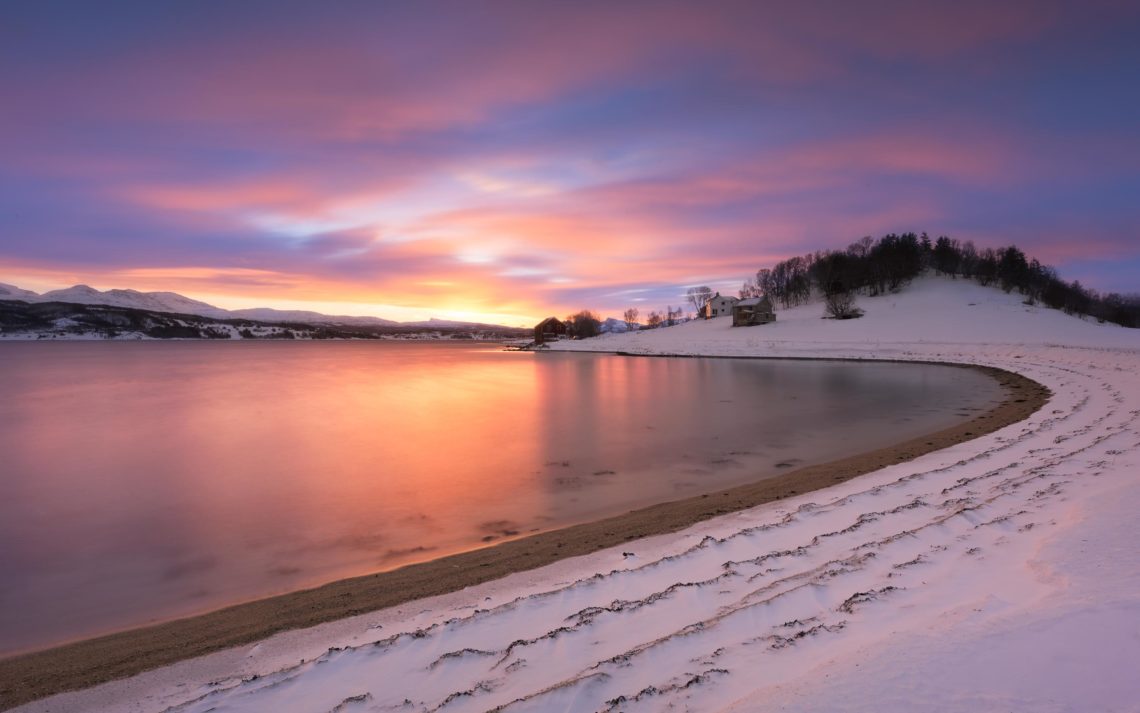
xmin=17 ymin=277 xmax=1140 ymax=713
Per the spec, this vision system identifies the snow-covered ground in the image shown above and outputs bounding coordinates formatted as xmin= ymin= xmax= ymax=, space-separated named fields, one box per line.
xmin=17 ymin=277 xmax=1140 ymax=713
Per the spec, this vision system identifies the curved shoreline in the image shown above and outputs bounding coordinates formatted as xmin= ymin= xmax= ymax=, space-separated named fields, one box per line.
xmin=0 ymin=360 xmax=1050 ymax=711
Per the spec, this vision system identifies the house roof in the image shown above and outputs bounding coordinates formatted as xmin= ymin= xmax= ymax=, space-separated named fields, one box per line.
xmin=536 ymin=316 xmax=564 ymax=328
xmin=736 ymin=296 xmax=772 ymax=307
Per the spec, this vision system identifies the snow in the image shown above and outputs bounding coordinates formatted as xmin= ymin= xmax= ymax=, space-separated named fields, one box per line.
xmin=0 ymin=283 xmax=40 ymax=300
xmin=227 ymin=308 xmax=398 ymax=327
xmin=15 ymin=277 xmax=1140 ymax=713
xmin=600 ymin=317 xmax=635 ymax=333
xmin=567 ymin=276 xmax=1137 ymax=354
xmin=403 ymin=318 xmax=518 ymax=330
xmin=36 ymin=285 xmax=229 ymax=318
xmin=1 ymin=283 xmax=395 ymax=327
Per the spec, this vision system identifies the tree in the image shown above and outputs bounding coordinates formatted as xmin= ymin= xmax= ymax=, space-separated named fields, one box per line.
xmin=815 ymin=252 xmax=864 ymax=319
xmin=975 ymin=248 xmax=999 ymax=286
xmin=646 ymin=311 xmax=663 ymax=328
xmin=932 ymin=236 xmax=960 ymax=275
xmin=959 ymin=240 xmax=979 ymax=278
xmin=823 ymin=290 xmax=863 ymax=320
xmin=622 ymin=307 xmax=639 ymax=330
xmin=686 ymin=286 xmax=713 ymax=314
xmin=847 ymin=236 xmax=874 ymax=259
xmin=744 ymin=230 xmax=1139 ymax=329
xmin=997 ymin=246 xmax=1029 ymax=293
xmin=566 ymin=310 xmax=602 ymax=339
xmin=755 ymin=268 xmax=774 ymax=297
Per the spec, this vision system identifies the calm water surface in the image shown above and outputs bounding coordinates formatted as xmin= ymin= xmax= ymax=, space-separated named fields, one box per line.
xmin=0 ymin=342 xmax=1003 ymax=654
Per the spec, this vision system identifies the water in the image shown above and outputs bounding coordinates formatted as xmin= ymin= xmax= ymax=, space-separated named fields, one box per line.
xmin=0 ymin=341 xmax=1003 ymax=655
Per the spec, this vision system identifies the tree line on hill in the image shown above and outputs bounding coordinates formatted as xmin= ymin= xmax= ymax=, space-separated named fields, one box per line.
xmin=562 ymin=232 xmax=1137 ymax=338
xmin=735 ymin=232 xmax=1140 ymax=326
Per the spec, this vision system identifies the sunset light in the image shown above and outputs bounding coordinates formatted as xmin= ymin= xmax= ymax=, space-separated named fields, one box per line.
xmin=2 ymin=2 xmax=1137 ymax=324
xmin=2 ymin=3 xmax=1139 ymax=711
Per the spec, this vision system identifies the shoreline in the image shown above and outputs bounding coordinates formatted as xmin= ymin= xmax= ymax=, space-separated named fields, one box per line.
xmin=0 ymin=360 xmax=1050 ymax=711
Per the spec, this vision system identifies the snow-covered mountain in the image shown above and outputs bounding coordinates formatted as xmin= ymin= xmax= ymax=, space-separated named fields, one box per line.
xmin=599 ymin=317 xmax=638 ymax=333
xmin=36 ymin=285 xmax=229 ymax=318
xmin=225 ymin=308 xmax=398 ymax=327
xmin=402 ymin=317 xmax=526 ymax=331
xmin=1 ymin=283 xmax=405 ymax=327
xmin=0 ymin=283 xmax=41 ymax=301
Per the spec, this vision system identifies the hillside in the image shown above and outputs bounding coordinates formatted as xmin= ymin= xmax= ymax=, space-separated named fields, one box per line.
xmin=0 ymin=282 xmax=522 ymax=332
xmin=0 ymin=300 xmax=527 ymax=341
xmin=573 ymin=276 xmax=1136 ymax=354
xmin=0 ymin=283 xmax=527 ymax=339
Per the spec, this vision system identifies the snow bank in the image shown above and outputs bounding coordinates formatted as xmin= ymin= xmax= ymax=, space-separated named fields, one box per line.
xmin=17 ymin=277 xmax=1140 ymax=713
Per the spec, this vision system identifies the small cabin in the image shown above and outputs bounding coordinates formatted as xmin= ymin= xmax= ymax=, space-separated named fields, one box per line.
xmin=701 ymin=293 xmax=739 ymax=319
xmin=732 ymin=296 xmax=776 ymax=327
xmin=534 ymin=316 xmax=567 ymax=344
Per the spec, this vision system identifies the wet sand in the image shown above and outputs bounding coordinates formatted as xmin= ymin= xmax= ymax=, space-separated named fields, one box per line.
xmin=0 ymin=363 xmax=1049 ymax=711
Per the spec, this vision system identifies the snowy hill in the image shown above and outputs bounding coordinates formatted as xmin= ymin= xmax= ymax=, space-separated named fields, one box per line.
xmin=559 ymin=276 xmax=1136 ymax=353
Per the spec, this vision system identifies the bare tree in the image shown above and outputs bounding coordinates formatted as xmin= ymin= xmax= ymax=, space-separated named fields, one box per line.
xmin=847 ymin=235 xmax=874 ymax=259
xmin=823 ymin=290 xmax=862 ymax=319
xmin=646 ymin=311 xmax=663 ymax=328
xmin=686 ymin=286 xmax=713 ymax=314
xmin=622 ymin=307 xmax=639 ymax=330
xmin=755 ymin=268 xmax=774 ymax=297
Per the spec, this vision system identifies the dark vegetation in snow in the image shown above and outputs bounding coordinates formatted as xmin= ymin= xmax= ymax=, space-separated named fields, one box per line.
xmin=0 ymin=300 xmax=528 ymax=340
xmin=739 ymin=232 xmax=1140 ymax=327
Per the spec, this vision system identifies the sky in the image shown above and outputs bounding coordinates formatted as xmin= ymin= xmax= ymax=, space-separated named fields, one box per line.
xmin=1 ymin=1 xmax=1138 ymax=325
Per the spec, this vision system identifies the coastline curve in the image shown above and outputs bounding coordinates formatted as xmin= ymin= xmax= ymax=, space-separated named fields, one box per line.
xmin=0 ymin=357 xmax=1050 ymax=710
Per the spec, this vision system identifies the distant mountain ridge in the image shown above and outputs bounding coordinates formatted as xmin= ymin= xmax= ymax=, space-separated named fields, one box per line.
xmin=0 ymin=282 xmax=515 ymax=331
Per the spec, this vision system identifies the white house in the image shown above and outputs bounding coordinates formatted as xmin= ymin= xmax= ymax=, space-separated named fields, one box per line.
xmin=702 ymin=292 xmax=739 ymax=319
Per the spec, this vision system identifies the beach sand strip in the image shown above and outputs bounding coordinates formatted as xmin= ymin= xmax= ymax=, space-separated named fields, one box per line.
xmin=0 ymin=363 xmax=1048 ymax=711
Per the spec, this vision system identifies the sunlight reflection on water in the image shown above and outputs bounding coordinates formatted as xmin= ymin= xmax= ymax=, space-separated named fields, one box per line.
xmin=0 ymin=341 xmax=1001 ymax=653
